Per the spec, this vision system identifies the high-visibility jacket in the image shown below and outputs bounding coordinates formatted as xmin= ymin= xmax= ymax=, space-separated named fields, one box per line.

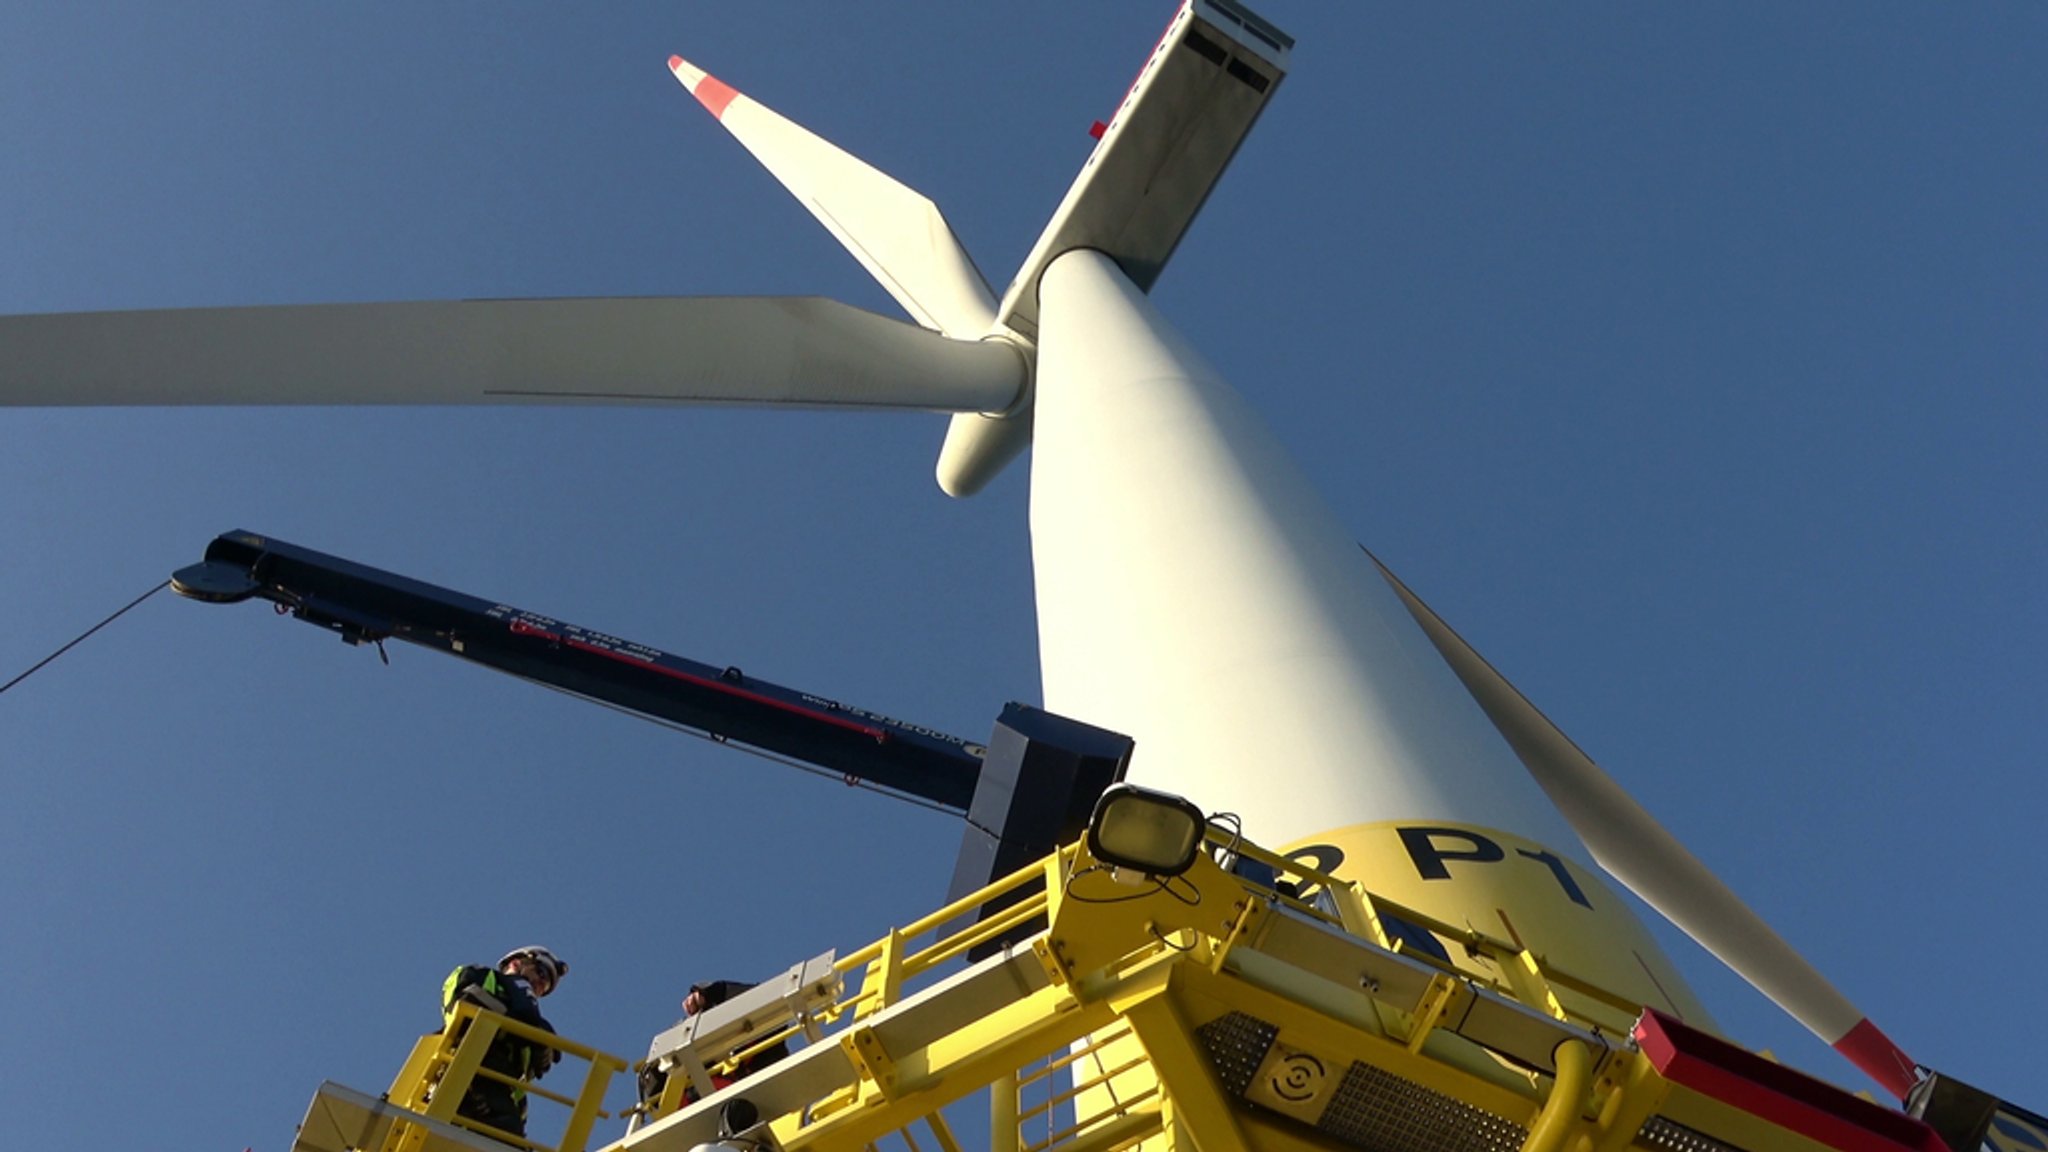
xmin=443 ymin=964 xmax=557 ymax=1081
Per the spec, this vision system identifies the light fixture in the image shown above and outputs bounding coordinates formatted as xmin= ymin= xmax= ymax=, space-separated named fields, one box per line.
xmin=1085 ymin=783 xmax=1207 ymax=877
xmin=686 ymin=1099 xmax=774 ymax=1152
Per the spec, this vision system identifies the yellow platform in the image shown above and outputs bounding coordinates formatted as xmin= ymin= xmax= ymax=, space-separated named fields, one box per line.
xmin=297 ymin=829 xmax=1953 ymax=1152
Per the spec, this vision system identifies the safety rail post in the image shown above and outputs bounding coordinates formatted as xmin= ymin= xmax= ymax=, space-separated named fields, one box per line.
xmin=382 ymin=1002 xmax=627 ymax=1152
xmin=1516 ymin=955 xmax=1653 ymax=1026
xmin=558 ymin=1051 xmax=630 ymax=1152
xmin=1499 ymin=948 xmax=1572 ymax=1024
xmin=863 ymin=929 xmax=907 ymax=1020
xmin=386 ymin=1032 xmax=452 ymax=1111
xmin=1204 ymin=896 xmax=1261 ymax=976
xmin=992 ymin=1071 xmax=1022 ymax=1152
xmin=420 ymin=1011 xmax=501 ymax=1124
xmin=1405 ymin=974 xmax=1465 ymax=1055
xmin=382 ymin=1032 xmax=457 ymax=1152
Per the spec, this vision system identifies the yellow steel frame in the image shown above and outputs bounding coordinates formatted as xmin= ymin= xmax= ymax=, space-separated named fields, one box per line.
xmin=625 ymin=836 xmax=1606 ymax=1152
xmin=323 ymin=826 xmax=1905 ymax=1152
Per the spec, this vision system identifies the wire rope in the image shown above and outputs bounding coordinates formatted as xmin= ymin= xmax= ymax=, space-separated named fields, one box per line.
xmin=0 ymin=579 xmax=169 ymax=697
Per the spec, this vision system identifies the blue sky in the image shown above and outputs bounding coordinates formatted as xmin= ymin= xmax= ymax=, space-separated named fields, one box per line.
xmin=3 ymin=3 xmax=2044 ymax=1147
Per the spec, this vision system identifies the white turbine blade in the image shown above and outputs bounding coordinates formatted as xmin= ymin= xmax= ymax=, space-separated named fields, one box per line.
xmin=1 ymin=297 xmax=1023 ymax=410
xmin=1367 ymin=550 xmax=1921 ymax=1098
xmin=938 ymin=0 xmax=1294 ymax=498
xmin=669 ymin=56 xmax=997 ymax=339
xmin=991 ymin=0 xmax=1290 ymax=341
xmin=934 ymin=410 xmax=1033 ymax=497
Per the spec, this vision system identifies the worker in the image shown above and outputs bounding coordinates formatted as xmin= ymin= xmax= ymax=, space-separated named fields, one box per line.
xmin=636 ymin=978 xmax=791 ymax=1118
xmin=442 ymin=946 xmax=567 ymax=1140
xmin=685 ymin=980 xmax=792 ymax=1079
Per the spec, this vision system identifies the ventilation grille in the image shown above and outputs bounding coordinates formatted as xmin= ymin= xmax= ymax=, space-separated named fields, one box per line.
xmin=1637 ymin=1116 xmax=1749 ymax=1152
xmin=1317 ymin=1060 xmax=1526 ymax=1152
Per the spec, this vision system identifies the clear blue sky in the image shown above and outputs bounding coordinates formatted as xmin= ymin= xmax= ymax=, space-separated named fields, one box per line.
xmin=3 ymin=3 xmax=2044 ymax=1148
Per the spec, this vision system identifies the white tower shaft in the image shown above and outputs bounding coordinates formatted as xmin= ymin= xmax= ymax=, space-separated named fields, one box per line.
xmin=1029 ymin=247 xmax=1715 ymax=1031
xmin=1031 ymin=249 xmax=1576 ymax=848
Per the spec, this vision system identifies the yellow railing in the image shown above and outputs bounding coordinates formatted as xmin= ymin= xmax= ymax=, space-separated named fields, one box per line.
xmin=1014 ymin=1021 xmax=1154 ymax=1152
xmin=834 ymin=847 xmax=1074 ymax=1023
xmin=384 ymin=1001 xmax=628 ymax=1152
xmin=635 ymin=847 xmax=1075 ymax=1128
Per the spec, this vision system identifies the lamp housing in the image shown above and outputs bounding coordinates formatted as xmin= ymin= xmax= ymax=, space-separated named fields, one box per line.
xmin=1085 ymin=783 xmax=1207 ymax=877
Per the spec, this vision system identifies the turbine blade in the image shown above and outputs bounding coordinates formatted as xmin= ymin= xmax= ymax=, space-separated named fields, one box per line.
xmin=933 ymin=0 xmax=1297 ymax=498
xmin=669 ymin=55 xmax=997 ymax=339
xmin=991 ymin=2 xmax=1289 ymax=341
xmin=934 ymin=410 xmax=1033 ymax=498
xmin=1367 ymin=549 xmax=1920 ymax=1100
xmin=1 ymin=297 xmax=1023 ymax=411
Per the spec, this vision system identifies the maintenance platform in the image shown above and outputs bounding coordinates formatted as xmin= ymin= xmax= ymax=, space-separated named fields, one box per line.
xmin=286 ymin=803 xmax=1986 ymax=1152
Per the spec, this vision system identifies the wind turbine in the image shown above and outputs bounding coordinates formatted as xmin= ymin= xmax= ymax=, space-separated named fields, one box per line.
xmin=2 ymin=0 xmax=2037 ymax=1141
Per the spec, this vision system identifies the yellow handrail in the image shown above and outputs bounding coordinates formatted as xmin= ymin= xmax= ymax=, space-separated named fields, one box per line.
xmin=386 ymin=1001 xmax=628 ymax=1152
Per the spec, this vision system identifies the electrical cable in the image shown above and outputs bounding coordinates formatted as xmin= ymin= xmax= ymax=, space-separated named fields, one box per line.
xmin=0 ymin=580 xmax=169 ymax=697
xmin=1063 ymin=863 xmax=1202 ymax=906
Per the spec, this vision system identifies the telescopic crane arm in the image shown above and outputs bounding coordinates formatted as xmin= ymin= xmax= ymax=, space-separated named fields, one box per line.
xmin=171 ymin=530 xmax=1128 ymax=906
xmin=174 ymin=530 xmax=985 ymax=807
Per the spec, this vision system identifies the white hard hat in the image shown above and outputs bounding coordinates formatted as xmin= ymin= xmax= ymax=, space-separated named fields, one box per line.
xmin=499 ymin=946 xmax=567 ymax=992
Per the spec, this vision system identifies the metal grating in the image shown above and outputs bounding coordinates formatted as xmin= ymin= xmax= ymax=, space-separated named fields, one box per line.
xmin=1195 ymin=1011 xmax=1529 ymax=1152
xmin=1315 ymin=1060 xmax=1526 ymax=1152
xmin=1194 ymin=1012 xmax=1278 ymax=1096
xmin=1636 ymin=1116 xmax=1749 ymax=1152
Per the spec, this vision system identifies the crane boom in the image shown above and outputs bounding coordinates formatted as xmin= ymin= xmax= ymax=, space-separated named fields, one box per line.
xmin=170 ymin=530 xmax=1131 ymax=911
xmin=172 ymin=529 xmax=988 ymax=808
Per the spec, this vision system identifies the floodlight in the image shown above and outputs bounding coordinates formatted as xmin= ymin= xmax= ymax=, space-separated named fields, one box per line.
xmin=687 ymin=1101 xmax=775 ymax=1152
xmin=1086 ymin=784 xmax=1206 ymax=877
